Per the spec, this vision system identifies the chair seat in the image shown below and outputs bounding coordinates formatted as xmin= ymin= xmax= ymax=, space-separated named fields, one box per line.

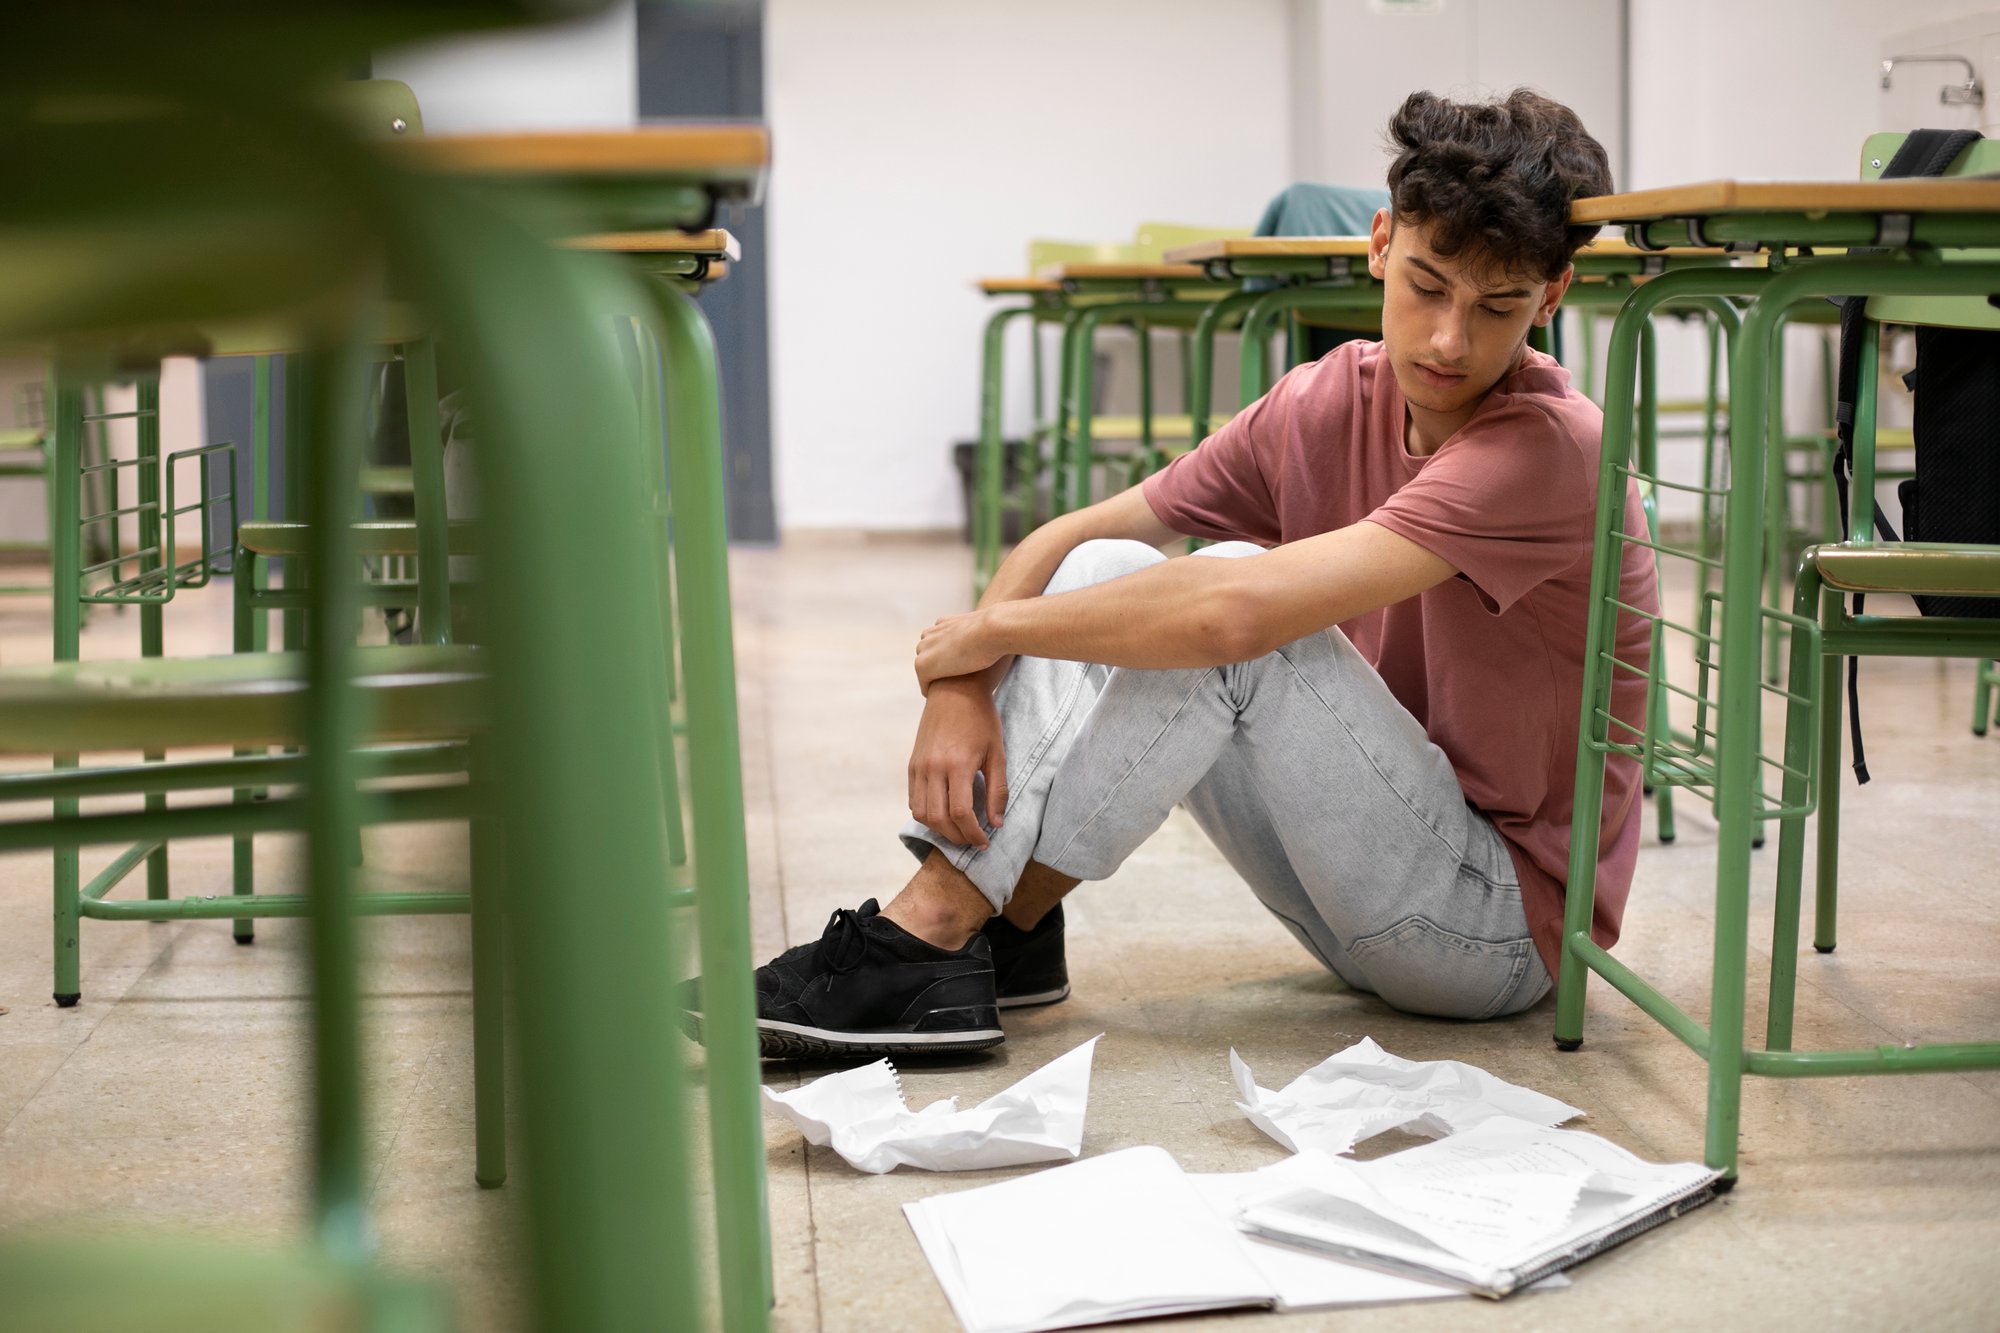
xmin=1088 ymin=414 xmax=1203 ymax=441
xmin=0 ymin=645 xmax=484 ymax=754
xmin=1809 ymin=542 xmax=2000 ymax=597
xmin=239 ymin=519 xmax=477 ymax=558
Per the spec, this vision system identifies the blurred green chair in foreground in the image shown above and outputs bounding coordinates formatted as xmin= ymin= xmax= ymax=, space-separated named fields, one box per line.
xmin=0 ymin=3 xmax=765 ymax=1330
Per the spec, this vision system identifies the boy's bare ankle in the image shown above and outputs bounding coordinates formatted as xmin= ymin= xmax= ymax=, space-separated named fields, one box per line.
xmin=879 ymin=850 xmax=993 ymax=951
xmin=1000 ymin=861 xmax=1080 ymax=931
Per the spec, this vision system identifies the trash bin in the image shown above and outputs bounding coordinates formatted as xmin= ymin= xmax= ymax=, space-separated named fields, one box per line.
xmin=952 ymin=439 xmax=1036 ymax=545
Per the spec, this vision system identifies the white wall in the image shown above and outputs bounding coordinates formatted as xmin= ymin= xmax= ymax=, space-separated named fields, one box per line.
xmin=765 ymin=0 xmax=1293 ymax=533
xmin=372 ymin=0 xmax=636 ymax=133
xmin=1290 ymin=0 xmax=1626 ymax=190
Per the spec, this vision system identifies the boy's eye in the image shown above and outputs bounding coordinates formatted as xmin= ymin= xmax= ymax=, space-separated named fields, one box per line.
xmin=1481 ymin=304 xmax=1516 ymax=317
xmin=1412 ymin=282 xmax=1444 ymax=298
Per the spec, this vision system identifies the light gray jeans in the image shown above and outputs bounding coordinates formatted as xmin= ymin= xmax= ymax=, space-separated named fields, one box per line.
xmin=901 ymin=539 xmax=1551 ymax=1020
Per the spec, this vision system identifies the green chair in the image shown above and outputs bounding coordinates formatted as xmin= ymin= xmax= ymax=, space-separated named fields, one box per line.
xmin=1763 ymin=130 xmax=2000 ymax=1045
xmin=2 ymin=5 xmax=767 ymax=1327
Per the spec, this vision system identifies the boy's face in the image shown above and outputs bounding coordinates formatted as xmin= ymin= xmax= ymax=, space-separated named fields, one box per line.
xmin=1366 ymin=209 xmax=1570 ymax=433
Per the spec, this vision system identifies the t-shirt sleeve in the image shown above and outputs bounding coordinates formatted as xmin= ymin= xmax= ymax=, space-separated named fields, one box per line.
xmin=1362 ymin=401 xmax=1595 ymax=615
xmin=1140 ymin=365 xmax=1303 ymax=546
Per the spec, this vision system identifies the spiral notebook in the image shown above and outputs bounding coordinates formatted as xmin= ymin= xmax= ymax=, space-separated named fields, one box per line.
xmin=1235 ymin=1117 xmax=1723 ymax=1298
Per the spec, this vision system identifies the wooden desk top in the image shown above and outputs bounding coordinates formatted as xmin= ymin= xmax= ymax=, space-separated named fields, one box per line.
xmin=399 ymin=125 xmax=770 ymax=179
xmin=1161 ymin=237 xmax=1371 ymax=263
xmin=978 ymin=277 xmax=1062 ymax=295
xmin=566 ymin=228 xmax=741 ymax=259
xmin=1573 ymin=179 xmax=2000 ymax=224
xmin=1036 ymin=262 xmax=1209 ymax=283
xmin=1159 ymin=236 xmax=1729 ymax=264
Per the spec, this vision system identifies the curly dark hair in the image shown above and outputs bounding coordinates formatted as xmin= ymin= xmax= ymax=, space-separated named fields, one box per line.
xmin=1384 ymin=88 xmax=1613 ymax=282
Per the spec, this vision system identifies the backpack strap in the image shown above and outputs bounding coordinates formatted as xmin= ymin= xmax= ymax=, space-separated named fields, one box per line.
xmin=1827 ymin=128 xmax=1983 ymax=785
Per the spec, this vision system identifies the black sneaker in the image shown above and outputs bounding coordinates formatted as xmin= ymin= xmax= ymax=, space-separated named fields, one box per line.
xmin=683 ymin=899 xmax=1003 ymax=1060
xmin=982 ymin=903 xmax=1070 ymax=1009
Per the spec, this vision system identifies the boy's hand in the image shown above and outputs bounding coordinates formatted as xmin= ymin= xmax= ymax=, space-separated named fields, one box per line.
xmin=916 ymin=610 xmax=1002 ymax=693
xmin=908 ymin=676 xmax=1008 ymax=850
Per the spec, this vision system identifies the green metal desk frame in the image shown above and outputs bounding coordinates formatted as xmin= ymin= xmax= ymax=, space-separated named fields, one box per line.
xmin=1553 ymin=181 xmax=2000 ymax=1180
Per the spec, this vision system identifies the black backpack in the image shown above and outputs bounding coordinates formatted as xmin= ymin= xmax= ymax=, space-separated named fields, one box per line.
xmin=1829 ymin=128 xmax=2000 ymax=783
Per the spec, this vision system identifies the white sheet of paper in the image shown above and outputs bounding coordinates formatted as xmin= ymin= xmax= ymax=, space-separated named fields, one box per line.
xmin=1231 ymin=1037 xmax=1584 ymax=1156
xmin=762 ymin=1035 xmax=1098 ymax=1174
xmin=904 ymin=1145 xmax=1277 ymax=1333
xmin=1185 ymin=1160 xmax=1467 ymax=1310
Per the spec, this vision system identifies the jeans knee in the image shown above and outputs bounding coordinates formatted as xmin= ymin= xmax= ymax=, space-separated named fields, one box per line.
xmin=1045 ymin=538 xmax=1164 ymax=595
xmin=1190 ymin=540 xmax=1266 ymax=561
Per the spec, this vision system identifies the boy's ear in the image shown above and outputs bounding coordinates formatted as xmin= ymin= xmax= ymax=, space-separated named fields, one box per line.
xmin=1367 ymin=208 xmax=1393 ymax=280
xmin=1534 ymin=263 xmax=1575 ymax=326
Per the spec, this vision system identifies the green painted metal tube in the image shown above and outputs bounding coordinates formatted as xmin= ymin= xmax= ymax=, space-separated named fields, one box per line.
xmin=1237 ymin=288 xmax=1381 ymax=406
xmin=391 ymin=184 xmax=704 ymax=1331
xmin=402 ymin=337 xmax=452 ymax=646
xmin=83 ymin=889 xmax=470 ymax=922
xmin=1744 ymin=1042 xmax=2000 ymax=1078
xmin=1710 ymin=256 xmax=2000 ymax=1172
xmin=1553 ymin=265 xmax=1769 ymax=1055
xmin=1632 ymin=213 xmax=2000 ymax=250
xmin=1065 ymin=301 xmax=1152 ymax=513
xmin=1187 ymin=290 xmax=1260 ymax=445
xmin=50 ymin=384 xmax=83 ymax=1004
xmin=1634 ymin=320 xmax=1680 ymax=846
xmin=297 ymin=340 xmax=373 ymax=1265
xmin=136 ymin=376 xmax=169 ymax=902
xmin=1821 ymin=620 xmax=2000 ymax=655
xmin=1566 ymin=935 xmax=1711 ymax=1058
xmin=1049 ymin=308 xmax=1086 ymax=518
xmin=973 ymin=304 xmax=1034 ymax=601
xmin=645 ymin=279 xmax=773 ymax=1330
xmin=280 ymin=352 xmax=306 ymax=654
xmin=0 ymin=743 xmax=468 ymax=804
xmin=1765 ymin=561 xmax=1825 ymax=1051
xmin=80 ymin=840 xmax=160 ymax=904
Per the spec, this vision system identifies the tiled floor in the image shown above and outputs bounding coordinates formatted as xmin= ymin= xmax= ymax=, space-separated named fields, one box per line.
xmin=1 ymin=539 xmax=1996 ymax=1331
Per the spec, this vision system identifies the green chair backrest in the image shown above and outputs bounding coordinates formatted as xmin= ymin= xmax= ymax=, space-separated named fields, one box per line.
xmin=325 ymin=78 xmax=425 ymax=139
xmin=1130 ymin=221 xmax=1251 ymax=254
xmin=1860 ymin=130 xmax=2000 ymax=331
xmin=1027 ymin=239 xmax=1148 ymax=273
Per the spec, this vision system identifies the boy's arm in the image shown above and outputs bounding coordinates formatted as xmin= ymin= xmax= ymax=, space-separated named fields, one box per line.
xmin=909 ymin=485 xmax=1184 ymax=851
xmin=914 ymin=519 xmax=1456 ymax=688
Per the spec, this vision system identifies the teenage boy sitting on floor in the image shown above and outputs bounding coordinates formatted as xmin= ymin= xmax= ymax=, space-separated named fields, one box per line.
xmin=689 ymin=88 xmax=1656 ymax=1059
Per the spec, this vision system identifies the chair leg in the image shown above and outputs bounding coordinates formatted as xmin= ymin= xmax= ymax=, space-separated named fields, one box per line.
xmin=1765 ymin=564 xmax=1824 ymax=1051
xmin=137 ymin=376 xmax=170 ymax=903
xmin=232 ymin=547 xmax=257 ymax=944
xmin=1973 ymin=659 xmax=1996 ymax=737
xmin=1813 ymin=583 xmax=1844 ymax=955
xmin=402 ymin=337 xmax=452 ymax=647
xmin=51 ymin=386 xmax=84 ymax=1007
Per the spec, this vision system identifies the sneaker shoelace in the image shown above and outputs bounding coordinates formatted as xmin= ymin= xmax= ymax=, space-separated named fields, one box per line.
xmin=815 ymin=907 xmax=873 ymax=976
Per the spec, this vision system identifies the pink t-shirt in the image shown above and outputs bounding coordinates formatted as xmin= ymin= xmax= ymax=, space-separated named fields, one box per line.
xmin=1141 ymin=339 xmax=1656 ymax=979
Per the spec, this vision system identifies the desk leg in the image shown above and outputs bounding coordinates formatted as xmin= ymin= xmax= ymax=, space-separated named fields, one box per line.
xmin=1050 ymin=309 xmax=1086 ymax=518
xmin=975 ymin=305 xmax=1032 ymax=603
xmin=648 ymin=279 xmax=774 ymax=1329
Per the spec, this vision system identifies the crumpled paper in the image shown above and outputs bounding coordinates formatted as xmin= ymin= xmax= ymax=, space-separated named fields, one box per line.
xmin=1230 ymin=1037 xmax=1583 ymax=1156
xmin=762 ymin=1035 xmax=1100 ymax=1174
